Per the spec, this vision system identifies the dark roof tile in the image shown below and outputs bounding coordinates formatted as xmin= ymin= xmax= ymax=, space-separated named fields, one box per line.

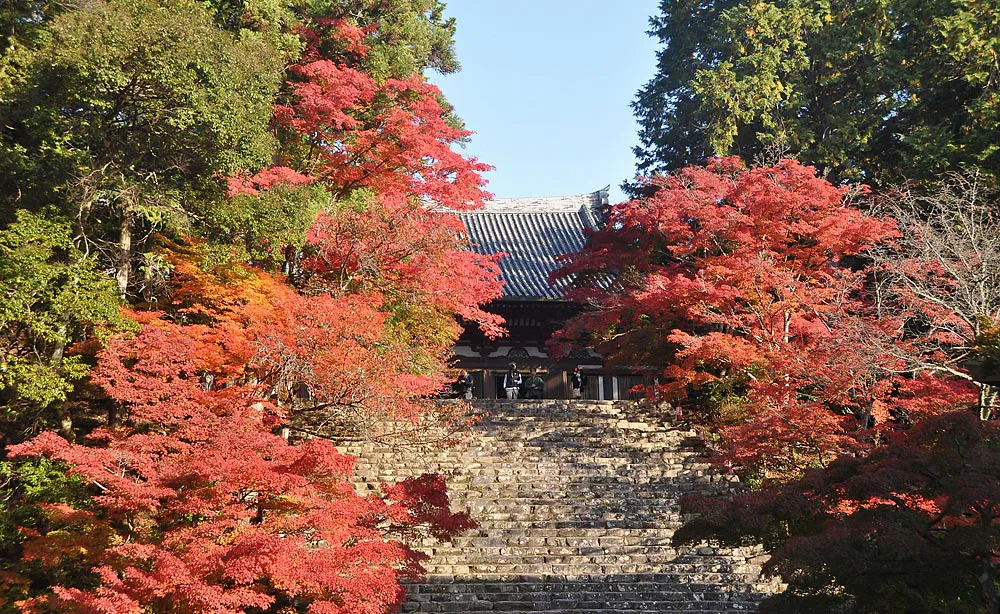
xmin=455 ymin=191 xmax=607 ymax=300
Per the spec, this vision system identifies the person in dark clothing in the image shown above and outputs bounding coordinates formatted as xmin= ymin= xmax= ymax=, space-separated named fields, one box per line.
xmin=503 ymin=363 xmax=522 ymax=399
xmin=454 ymin=370 xmax=474 ymax=400
xmin=570 ymin=367 xmax=588 ymax=399
xmin=525 ymin=368 xmax=545 ymax=400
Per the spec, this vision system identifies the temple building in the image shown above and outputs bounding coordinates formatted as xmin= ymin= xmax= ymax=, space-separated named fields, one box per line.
xmin=451 ymin=188 xmax=646 ymax=400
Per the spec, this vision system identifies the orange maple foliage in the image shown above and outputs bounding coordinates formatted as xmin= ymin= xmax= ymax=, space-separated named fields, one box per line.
xmin=9 ymin=297 xmax=475 ymax=613
xmin=2 ymin=13 xmax=499 ymax=613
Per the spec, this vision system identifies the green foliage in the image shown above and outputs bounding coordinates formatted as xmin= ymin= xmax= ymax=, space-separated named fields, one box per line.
xmin=204 ymin=183 xmax=329 ymax=269
xmin=356 ymin=0 xmax=459 ymax=79
xmin=0 ymin=457 xmax=95 ymax=610
xmin=206 ymin=0 xmax=302 ymax=43
xmin=632 ymin=0 xmax=740 ymax=179
xmin=0 ymin=458 xmax=91 ymax=510
xmin=208 ymin=0 xmax=460 ymax=78
xmin=977 ymin=317 xmax=1000 ymax=362
xmin=0 ymin=0 xmax=65 ymax=54
xmin=699 ymin=374 xmax=753 ymax=425
xmin=1 ymin=0 xmax=282 ymax=198
xmin=634 ymin=0 xmax=1000 ymax=186
xmin=1 ymin=0 xmax=463 ymax=297
xmin=0 ymin=0 xmax=284 ymax=297
xmin=0 ymin=210 xmax=122 ymax=418
xmin=307 ymin=0 xmax=459 ymax=79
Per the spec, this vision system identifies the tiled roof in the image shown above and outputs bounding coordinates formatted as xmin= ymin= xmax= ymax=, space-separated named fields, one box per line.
xmin=456 ymin=190 xmax=608 ymax=300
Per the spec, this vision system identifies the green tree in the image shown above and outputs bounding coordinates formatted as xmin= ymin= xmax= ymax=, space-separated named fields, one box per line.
xmin=0 ymin=211 xmax=122 ymax=442
xmin=0 ymin=0 xmax=283 ymax=296
xmin=208 ymin=182 xmax=330 ymax=269
xmin=1 ymin=0 xmax=463 ymax=297
xmin=200 ymin=0 xmax=460 ymax=82
xmin=291 ymin=0 xmax=459 ymax=79
xmin=633 ymin=0 xmax=741 ymax=180
xmin=0 ymin=457 xmax=94 ymax=609
xmin=352 ymin=0 xmax=459 ymax=78
xmin=633 ymin=0 xmax=1000 ymax=186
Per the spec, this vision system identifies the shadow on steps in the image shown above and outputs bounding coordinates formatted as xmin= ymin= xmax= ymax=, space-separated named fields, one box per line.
xmin=403 ymin=572 xmax=773 ymax=612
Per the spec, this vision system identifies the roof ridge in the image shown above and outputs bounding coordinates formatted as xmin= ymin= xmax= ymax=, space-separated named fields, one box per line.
xmin=489 ymin=188 xmax=606 ymax=201
xmin=457 ymin=188 xmax=609 ymax=214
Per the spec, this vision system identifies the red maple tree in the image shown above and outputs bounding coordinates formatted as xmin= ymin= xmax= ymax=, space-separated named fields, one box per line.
xmin=675 ymin=410 xmax=1000 ymax=612
xmin=229 ymin=16 xmax=505 ymax=354
xmin=156 ymin=251 xmax=494 ymax=430
xmin=267 ymin=17 xmax=492 ymax=211
xmin=1 ymin=13 xmax=500 ymax=612
xmin=7 ymin=306 xmax=475 ymax=613
xmin=553 ymin=159 xmax=974 ymax=475
xmin=227 ymin=16 xmax=491 ymax=213
xmin=302 ymin=198 xmax=504 ymax=337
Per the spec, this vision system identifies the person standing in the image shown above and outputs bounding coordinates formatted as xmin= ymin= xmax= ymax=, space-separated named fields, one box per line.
xmin=455 ymin=370 xmax=474 ymax=400
xmin=503 ymin=363 xmax=522 ymax=399
xmin=525 ymin=368 xmax=545 ymax=400
xmin=570 ymin=367 xmax=588 ymax=399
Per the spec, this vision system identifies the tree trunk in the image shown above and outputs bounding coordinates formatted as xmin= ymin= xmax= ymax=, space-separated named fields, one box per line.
xmin=116 ymin=208 xmax=132 ymax=297
xmin=49 ymin=319 xmax=75 ymax=442
xmin=107 ymin=401 xmax=122 ymax=428
xmin=142 ymin=252 xmax=155 ymax=303
xmin=980 ymin=384 xmax=997 ymax=421
xmin=978 ymin=560 xmax=999 ymax=614
xmin=55 ymin=404 xmax=75 ymax=443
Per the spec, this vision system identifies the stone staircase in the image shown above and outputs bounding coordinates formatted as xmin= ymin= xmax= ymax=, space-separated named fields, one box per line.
xmin=335 ymin=400 xmax=773 ymax=613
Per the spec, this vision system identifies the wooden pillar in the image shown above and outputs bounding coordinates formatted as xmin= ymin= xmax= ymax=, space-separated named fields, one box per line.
xmin=544 ymin=370 xmax=565 ymax=399
xmin=481 ymin=348 xmax=496 ymax=399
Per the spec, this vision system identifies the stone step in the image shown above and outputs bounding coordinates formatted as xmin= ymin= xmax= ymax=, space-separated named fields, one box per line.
xmin=446 ymin=535 xmax=681 ymax=546
xmin=342 ymin=440 xmax=702 ymax=452
xmin=352 ymin=471 xmax=710 ymax=480
xmin=439 ymin=528 xmax=685 ymax=542
xmin=411 ymin=578 xmax=762 ymax=590
xmin=350 ymin=456 xmax=703 ymax=464
xmin=426 ymin=496 xmax=688 ymax=506
xmin=446 ymin=509 xmax=684 ymax=521
xmin=427 ymin=547 xmax=758 ymax=560
xmin=349 ymin=469 xmax=716 ymax=481
xmin=402 ymin=578 xmax=766 ymax=613
xmin=345 ymin=458 xmax=702 ymax=469
xmin=324 ymin=400 xmax=772 ymax=612
xmin=401 ymin=606 xmax=760 ymax=613
xmin=403 ymin=602 xmax=759 ymax=612
xmin=421 ymin=563 xmax=758 ymax=574
xmin=420 ymin=566 xmax=758 ymax=578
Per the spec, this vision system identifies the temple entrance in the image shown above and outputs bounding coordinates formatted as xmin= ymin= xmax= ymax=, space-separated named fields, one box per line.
xmin=446 ymin=190 xmax=655 ymax=403
xmin=488 ymin=370 xmax=567 ymax=399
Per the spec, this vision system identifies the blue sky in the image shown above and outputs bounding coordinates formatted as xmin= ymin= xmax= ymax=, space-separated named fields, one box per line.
xmin=431 ymin=1 xmax=662 ymax=204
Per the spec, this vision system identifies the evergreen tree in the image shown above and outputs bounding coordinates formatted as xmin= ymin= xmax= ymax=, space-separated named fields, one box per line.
xmin=633 ymin=0 xmax=1000 ymax=186
xmin=0 ymin=0 xmax=283 ymax=295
